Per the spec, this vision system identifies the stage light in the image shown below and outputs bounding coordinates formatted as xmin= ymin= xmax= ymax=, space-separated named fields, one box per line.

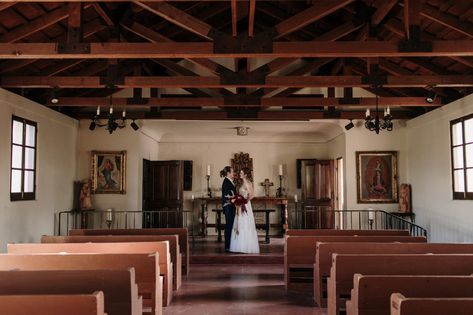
xmin=89 ymin=121 xmax=96 ymax=131
xmin=130 ymin=120 xmax=139 ymax=131
xmin=345 ymin=119 xmax=354 ymax=131
xmin=425 ymin=89 xmax=437 ymax=103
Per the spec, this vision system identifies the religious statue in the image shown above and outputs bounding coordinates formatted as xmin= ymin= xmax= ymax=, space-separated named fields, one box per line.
xmin=79 ymin=180 xmax=93 ymax=210
xmin=399 ymin=183 xmax=411 ymax=213
xmin=260 ymin=179 xmax=274 ymax=197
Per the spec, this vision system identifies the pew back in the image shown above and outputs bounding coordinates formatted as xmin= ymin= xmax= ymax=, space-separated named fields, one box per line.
xmin=0 ymin=269 xmax=138 ymax=315
xmin=390 ymin=293 xmax=473 ymax=315
xmin=287 ymin=229 xmax=410 ymax=236
xmin=41 ymin=234 xmax=181 ymax=290
xmin=346 ymin=274 xmax=473 ymax=315
xmin=0 ymin=291 xmax=106 ymax=315
xmin=70 ymin=228 xmax=189 ymax=275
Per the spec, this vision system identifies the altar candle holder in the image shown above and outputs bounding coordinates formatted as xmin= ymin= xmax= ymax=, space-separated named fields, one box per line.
xmin=206 ymin=175 xmax=212 ymax=198
xmin=276 ymin=175 xmax=283 ymax=197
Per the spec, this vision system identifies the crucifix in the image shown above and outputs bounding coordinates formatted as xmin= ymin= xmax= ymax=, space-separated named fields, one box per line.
xmin=260 ymin=178 xmax=274 ymax=197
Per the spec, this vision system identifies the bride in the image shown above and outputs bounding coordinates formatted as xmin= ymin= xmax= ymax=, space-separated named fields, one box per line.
xmin=230 ymin=167 xmax=260 ymax=254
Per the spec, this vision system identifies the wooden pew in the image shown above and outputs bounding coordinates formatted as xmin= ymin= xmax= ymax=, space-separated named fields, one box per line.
xmin=287 ymin=229 xmax=410 ymax=236
xmin=0 ymin=291 xmax=107 ymax=315
xmin=70 ymin=228 xmax=190 ymax=275
xmin=314 ymin=242 xmax=473 ymax=307
xmin=390 ymin=293 xmax=473 ymax=315
xmin=346 ymin=274 xmax=473 ymax=315
xmin=8 ymin=242 xmax=173 ymax=308
xmin=284 ymin=235 xmax=426 ymax=291
xmin=0 ymin=253 xmax=161 ymax=315
xmin=0 ymin=269 xmax=140 ymax=315
xmin=41 ymin=234 xmax=182 ymax=291
xmin=327 ymin=254 xmax=473 ymax=315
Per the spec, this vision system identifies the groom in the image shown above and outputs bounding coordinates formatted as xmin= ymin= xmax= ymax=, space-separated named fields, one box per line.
xmin=221 ymin=166 xmax=236 ymax=253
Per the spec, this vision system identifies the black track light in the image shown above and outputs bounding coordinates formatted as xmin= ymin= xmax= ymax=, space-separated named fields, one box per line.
xmin=425 ymin=89 xmax=437 ymax=103
xmin=89 ymin=120 xmax=96 ymax=131
xmin=345 ymin=119 xmax=354 ymax=131
xmin=50 ymin=89 xmax=59 ymax=104
xmin=130 ymin=120 xmax=139 ymax=131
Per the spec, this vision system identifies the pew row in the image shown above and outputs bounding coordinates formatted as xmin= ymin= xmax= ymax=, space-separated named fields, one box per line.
xmin=0 ymin=253 xmax=160 ymax=315
xmin=3 ymin=246 xmax=164 ymax=313
xmin=42 ymin=234 xmax=181 ymax=291
xmin=286 ymin=229 xmax=410 ymax=236
xmin=314 ymin=242 xmax=473 ymax=307
xmin=390 ymin=293 xmax=473 ymax=315
xmin=0 ymin=269 xmax=140 ymax=315
xmin=285 ymin=235 xmax=426 ymax=290
xmin=0 ymin=291 xmax=107 ymax=315
xmin=8 ymin=242 xmax=172 ymax=308
xmin=70 ymin=228 xmax=189 ymax=275
xmin=327 ymin=254 xmax=473 ymax=315
xmin=346 ymin=274 xmax=473 ymax=315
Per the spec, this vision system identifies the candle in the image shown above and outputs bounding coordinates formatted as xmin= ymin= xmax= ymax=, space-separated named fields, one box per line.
xmin=206 ymin=165 xmax=211 ymax=176
xmin=109 ymin=107 xmax=113 ymax=114
xmin=368 ymin=211 xmax=374 ymax=220
xmin=96 ymin=106 xmax=100 ymax=116
xmin=106 ymin=208 xmax=113 ymax=221
xmin=366 ymin=108 xmax=370 ymax=117
xmin=387 ymin=106 xmax=390 ymax=115
xmin=278 ymin=164 xmax=283 ymax=176
xmin=122 ymin=109 xmax=126 ymax=118
xmin=191 ymin=194 xmax=195 ymax=201
xmin=294 ymin=194 xmax=298 ymax=203
xmin=384 ymin=108 xmax=387 ymax=117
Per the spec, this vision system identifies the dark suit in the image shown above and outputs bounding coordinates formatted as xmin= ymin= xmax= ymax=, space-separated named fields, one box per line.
xmin=221 ymin=177 xmax=236 ymax=251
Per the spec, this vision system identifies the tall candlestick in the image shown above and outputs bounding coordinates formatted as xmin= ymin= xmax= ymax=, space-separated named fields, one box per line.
xmin=278 ymin=164 xmax=283 ymax=176
xmin=387 ymin=106 xmax=390 ymax=115
xmin=191 ymin=194 xmax=195 ymax=201
xmin=206 ymin=165 xmax=211 ymax=176
xmin=294 ymin=194 xmax=298 ymax=203
xmin=368 ymin=210 xmax=374 ymax=220
xmin=109 ymin=107 xmax=113 ymax=114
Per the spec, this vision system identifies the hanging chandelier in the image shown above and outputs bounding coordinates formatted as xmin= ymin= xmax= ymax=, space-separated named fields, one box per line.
xmin=364 ymin=86 xmax=393 ymax=134
xmin=89 ymin=94 xmax=139 ymax=134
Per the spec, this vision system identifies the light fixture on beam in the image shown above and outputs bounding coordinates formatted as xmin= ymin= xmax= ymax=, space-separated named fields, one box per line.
xmin=345 ymin=119 xmax=354 ymax=131
xmin=364 ymin=85 xmax=393 ymax=134
xmin=425 ymin=86 xmax=437 ymax=104
xmin=236 ymin=126 xmax=249 ymax=136
xmin=89 ymin=94 xmax=138 ymax=134
xmin=50 ymin=88 xmax=59 ymax=104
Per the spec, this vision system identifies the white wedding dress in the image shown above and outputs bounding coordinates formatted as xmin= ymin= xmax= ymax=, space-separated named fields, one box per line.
xmin=230 ymin=185 xmax=260 ymax=254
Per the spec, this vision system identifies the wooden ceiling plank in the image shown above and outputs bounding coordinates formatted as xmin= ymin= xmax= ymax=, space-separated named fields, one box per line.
xmin=92 ymin=3 xmax=114 ymax=27
xmin=3 ymin=75 xmax=473 ymax=88
xmin=120 ymin=20 xmax=223 ymax=75
xmin=371 ymin=0 xmax=398 ymax=26
xmin=274 ymin=0 xmax=355 ymax=39
xmin=421 ymin=3 xmax=473 ymax=39
xmin=0 ymin=3 xmax=17 ymax=12
xmin=133 ymin=1 xmax=214 ymax=40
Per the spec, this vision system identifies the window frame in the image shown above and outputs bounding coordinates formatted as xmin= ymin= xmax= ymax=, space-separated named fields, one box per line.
xmin=10 ymin=115 xmax=37 ymax=201
xmin=450 ymin=113 xmax=473 ymax=200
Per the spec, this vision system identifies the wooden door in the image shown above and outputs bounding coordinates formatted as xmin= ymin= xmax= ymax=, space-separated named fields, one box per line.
xmin=301 ymin=159 xmax=335 ymax=228
xmin=142 ymin=160 xmax=183 ymax=228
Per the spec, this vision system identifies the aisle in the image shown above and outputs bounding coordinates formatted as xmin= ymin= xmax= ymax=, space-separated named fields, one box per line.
xmin=163 ymin=264 xmax=325 ymax=315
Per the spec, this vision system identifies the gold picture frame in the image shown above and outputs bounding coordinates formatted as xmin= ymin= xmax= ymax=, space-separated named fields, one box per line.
xmin=356 ymin=151 xmax=398 ymax=203
xmin=91 ymin=150 xmax=126 ymax=194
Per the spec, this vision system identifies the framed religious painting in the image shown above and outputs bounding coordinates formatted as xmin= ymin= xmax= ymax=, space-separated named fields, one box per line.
xmin=356 ymin=151 xmax=398 ymax=203
xmin=91 ymin=150 xmax=126 ymax=194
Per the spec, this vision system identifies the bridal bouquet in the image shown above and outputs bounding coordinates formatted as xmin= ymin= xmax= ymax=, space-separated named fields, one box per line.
xmin=224 ymin=192 xmax=248 ymax=214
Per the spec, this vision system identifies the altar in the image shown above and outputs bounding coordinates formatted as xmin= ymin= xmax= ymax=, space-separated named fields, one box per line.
xmin=194 ymin=197 xmax=289 ymax=239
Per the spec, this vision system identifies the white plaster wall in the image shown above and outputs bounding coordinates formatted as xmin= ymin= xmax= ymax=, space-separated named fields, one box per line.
xmin=406 ymin=94 xmax=473 ymax=242
xmin=0 ymin=89 xmax=78 ymax=252
xmin=77 ymin=122 xmax=159 ymax=212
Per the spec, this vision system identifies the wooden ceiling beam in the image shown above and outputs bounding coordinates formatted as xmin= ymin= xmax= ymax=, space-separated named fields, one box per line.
xmin=248 ymin=0 xmax=255 ymax=37
xmin=92 ymin=3 xmax=114 ymax=27
xmin=231 ymin=0 xmax=238 ymax=37
xmin=49 ymin=96 xmax=441 ymax=107
xmin=133 ymin=1 xmax=214 ymax=40
xmin=0 ymin=3 xmax=16 ymax=12
xmin=274 ymin=0 xmax=355 ymax=39
xmin=0 ymin=41 xmax=472 ymax=59
xmin=3 ymin=75 xmax=473 ymax=88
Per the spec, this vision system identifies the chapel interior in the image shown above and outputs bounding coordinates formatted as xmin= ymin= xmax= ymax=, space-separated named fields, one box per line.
xmin=0 ymin=1 xmax=473 ymax=314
